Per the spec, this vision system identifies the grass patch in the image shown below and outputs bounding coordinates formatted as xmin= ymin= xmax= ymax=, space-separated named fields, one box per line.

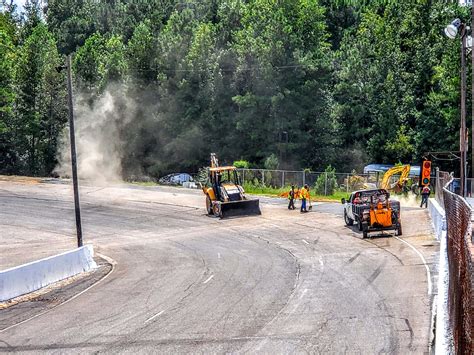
xmin=242 ymin=184 xmax=288 ymax=196
xmin=243 ymin=184 xmax=350 ymax=202
xmin=127 ymin=181 xmax=352 ymax=202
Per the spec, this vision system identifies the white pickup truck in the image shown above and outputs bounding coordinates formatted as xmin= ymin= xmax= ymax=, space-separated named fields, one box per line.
xmin=341 ymin=188 xmax=401 ymax=238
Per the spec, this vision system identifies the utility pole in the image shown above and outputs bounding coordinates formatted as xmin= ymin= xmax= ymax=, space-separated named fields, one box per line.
xmin=66 ymin=55 xmax=83 ymax=247
xmin=445 ymin=18 xmax=470 ymax=196
xmin=471 ymin=3 xmax=474 ymax=195
xmin=461 ymin=28 xmax=467 ymax=197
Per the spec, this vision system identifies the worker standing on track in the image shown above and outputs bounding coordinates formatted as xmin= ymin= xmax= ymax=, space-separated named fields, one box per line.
xmin=300 ymin=184 xmax=309 ymax=213
xmin=288 ymin=185 xmax=296 ymax=210
xmin=420 ymin=185 xmax=430 ymax=208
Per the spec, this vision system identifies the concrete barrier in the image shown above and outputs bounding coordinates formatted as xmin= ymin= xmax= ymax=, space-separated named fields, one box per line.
xmin=0 ymin=245 xmax=97 ymax=302
xmin=427 ymin=198 xmax=453 ymax=354
xmin=428 ymin=198 xmax=446 ymax=240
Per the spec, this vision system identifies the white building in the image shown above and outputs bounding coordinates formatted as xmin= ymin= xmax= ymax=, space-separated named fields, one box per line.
xmin=460 ymin=0 xmax=472 ymax=6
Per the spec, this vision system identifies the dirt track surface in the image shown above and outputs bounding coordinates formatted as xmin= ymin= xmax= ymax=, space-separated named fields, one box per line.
xmin=0 ymin=180 xmax=438 ymax=353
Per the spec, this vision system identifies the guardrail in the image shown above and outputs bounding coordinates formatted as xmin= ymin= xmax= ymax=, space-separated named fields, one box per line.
xmin=0 ymin=245 xmax=97 ymax=302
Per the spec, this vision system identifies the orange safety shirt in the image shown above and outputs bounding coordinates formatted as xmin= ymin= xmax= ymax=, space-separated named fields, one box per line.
xmin=300 ymin=188 xmax=309 ymax=200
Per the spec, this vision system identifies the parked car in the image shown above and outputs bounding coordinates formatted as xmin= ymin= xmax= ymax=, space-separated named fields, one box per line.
xmin=159 ymin=173 xmax=194 ymax=186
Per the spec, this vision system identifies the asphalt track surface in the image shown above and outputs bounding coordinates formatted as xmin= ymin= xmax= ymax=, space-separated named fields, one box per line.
xmin=0 ymin=180 xmax=438 ymax=353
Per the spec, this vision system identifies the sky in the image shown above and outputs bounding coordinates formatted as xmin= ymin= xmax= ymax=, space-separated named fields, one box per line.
xmin=13 ymin=0 xmax=26 ymax=12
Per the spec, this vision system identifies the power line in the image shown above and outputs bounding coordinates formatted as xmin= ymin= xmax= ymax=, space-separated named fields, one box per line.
xmin=125 ymin=63 xmax=312 ymax=73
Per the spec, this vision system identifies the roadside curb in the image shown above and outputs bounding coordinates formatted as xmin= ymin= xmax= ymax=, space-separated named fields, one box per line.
xmin=0 ymin=254 xmax=114 ymax=333
xmin=0 ymin=245 xmax=97 ymax=302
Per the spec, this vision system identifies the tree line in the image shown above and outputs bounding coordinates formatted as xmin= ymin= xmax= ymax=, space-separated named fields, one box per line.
xmin=0 ymin=0 xmax=467 ymax=178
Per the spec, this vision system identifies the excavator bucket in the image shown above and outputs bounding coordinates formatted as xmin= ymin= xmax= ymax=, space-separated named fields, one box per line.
xmin=219 ymin=199 xmax=261 ymax=219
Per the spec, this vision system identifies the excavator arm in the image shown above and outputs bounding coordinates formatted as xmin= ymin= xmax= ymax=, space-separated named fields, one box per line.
xmin=381 ymin=165 xmax=410 ymax=190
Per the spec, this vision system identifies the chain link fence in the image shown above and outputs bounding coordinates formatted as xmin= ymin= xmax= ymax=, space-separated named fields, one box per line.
xmin=441 ymin=174 xmax=474 ymax=354
xmin=237 ymin=168 xmax=416 ymax=195
xmin=435 ymin=169 xmax=452 ymax=206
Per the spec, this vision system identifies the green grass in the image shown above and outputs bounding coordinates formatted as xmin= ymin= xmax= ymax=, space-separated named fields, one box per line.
xmin=243 ymin=184 xmax=350 ymax=202
xmin=242 ymin=184 xmax=288 ymax=196
xmin=313 ymin=190 xmax=350 ymax=202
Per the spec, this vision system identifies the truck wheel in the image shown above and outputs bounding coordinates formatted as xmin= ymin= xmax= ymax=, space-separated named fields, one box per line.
xmin=212 ymin=203 xmax=222 ymax=219
xmin=397 ymin=223 xmax=403 ymax=236
xmin=344 ymin=211 xmax=354 ymax=226
xmin=206 ymin=196 xmax=213 ymax=215
xmin=362 ymin=222 xmax=368 ymax=239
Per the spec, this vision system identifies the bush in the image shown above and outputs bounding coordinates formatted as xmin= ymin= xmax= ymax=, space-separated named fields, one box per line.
xmin=314 ymin=165 xmax=338 ymax=195
xmin=264 ymin=154 xmax=279 ymax=170
xmin=233 ymin=160 xmax=250 ymax=169
xmin=347 ymin=170 xmax=366 ymax=190
xmin=196 ymin=167 xmax=209 ymax=186
xmin=147 ymin=163 xmax=165 ymax=178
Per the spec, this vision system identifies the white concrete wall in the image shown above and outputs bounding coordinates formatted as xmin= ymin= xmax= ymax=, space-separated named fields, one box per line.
xmin=0 ymin=245 xmax=97 ymax=302
xmin=427 ymin=198 xmax=453 ymax=354
xmin=428 ymin=198 xmax=446 ymax=240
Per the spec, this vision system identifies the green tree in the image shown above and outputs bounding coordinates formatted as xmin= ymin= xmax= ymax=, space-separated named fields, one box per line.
xmin=1 ymin=0 xmax=468 ymax=178
xmin=45 ymin=0 xmax=97 ymax=54
xmin=315 ymin=165 xmax=337 ymax=195
xmin=104 ymin=35 xmax=127 ymax=83
xmin=126 ymin=20 xmax=156 ymax=84
xmin=74 ymin=32 xmax=127 ymax=90
xmin=14 ymin=23 xmax=67 ymax=175
xmin=73 ymin=32 xmax=106 ymax=90
xmin=0 ymin=27 xmax=17 ymax=172
xmin=233 ymin=159 xmax=249 ymax=168
xmin=230 ymin=0 xmax=333 ymax=169
xmin=19 ymin=0 xmax=42 ymax=42
xmin=264 ymin=153 xmax=279 ymax=170
xmin=332 ymin=1 xmax=465 ymax=167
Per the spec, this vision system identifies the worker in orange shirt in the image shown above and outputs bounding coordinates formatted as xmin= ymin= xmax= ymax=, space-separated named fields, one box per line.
xmin=300 ymin=184 xmax=309 ymax=212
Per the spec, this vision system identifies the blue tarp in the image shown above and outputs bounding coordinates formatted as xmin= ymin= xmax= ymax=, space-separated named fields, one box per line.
xmin=364 ymin=164 xmax=420 ymax=177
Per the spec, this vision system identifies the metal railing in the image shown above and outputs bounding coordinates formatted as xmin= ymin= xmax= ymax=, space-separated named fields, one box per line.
xmin=435 ymin=169 xmax=452 ymax=206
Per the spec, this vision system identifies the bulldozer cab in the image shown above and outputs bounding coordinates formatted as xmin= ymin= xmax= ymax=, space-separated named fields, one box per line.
xmin=209 ymin=166 xmax=241 ymax=202
xmin=210 ymin=167 xmax=240 ymax=185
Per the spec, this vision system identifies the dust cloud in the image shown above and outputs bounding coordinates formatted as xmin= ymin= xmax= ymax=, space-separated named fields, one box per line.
xmin=390 ymin=193 xmax=421 ymax=208
xmin=55 ymin=86 xmax=136 ymax=185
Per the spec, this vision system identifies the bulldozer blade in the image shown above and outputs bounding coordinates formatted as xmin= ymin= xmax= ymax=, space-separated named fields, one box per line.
xmin=220 ymin=199 xmax=261 ymax=218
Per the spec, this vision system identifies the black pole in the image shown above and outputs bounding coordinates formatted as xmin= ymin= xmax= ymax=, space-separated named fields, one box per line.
xmin=66 ymin=55 xmax=83 ymax=247
xmin=471 ymin=4 xmax=474 ymax=195
xmin=461 ymin=28 xmax=467 ymax=197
